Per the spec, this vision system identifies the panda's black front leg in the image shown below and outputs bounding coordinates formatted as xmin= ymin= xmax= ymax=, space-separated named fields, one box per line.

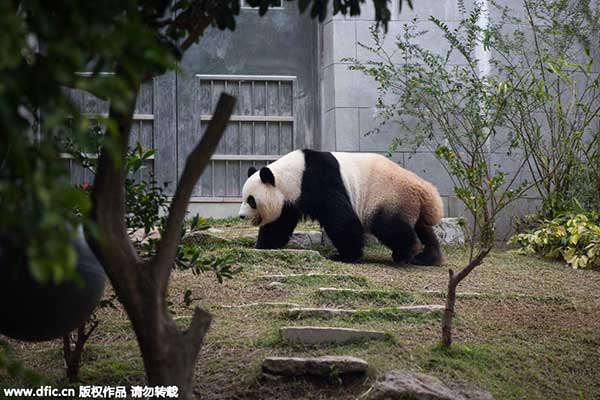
xmin=318 ymin=196 xmax=364 ymax=262
xmin=255 ymin=204 xmax=300 ymax=249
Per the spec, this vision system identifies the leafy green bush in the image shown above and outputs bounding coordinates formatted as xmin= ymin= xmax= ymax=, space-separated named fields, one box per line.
xmin=124 ymin=143 xmax=169 ymax=235
xmin=510 ymin=213 xmax=600 ymax=269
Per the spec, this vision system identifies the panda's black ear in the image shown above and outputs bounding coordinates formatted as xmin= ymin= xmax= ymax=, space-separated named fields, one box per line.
xmin=259 ymin=167 xmax=275 ymax=186
xmin=247 ymin=166 xmax=257 ymax=177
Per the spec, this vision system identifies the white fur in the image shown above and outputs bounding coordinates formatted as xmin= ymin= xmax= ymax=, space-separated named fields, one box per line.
xmin=331 ymin=152 xmax=377 ymax=226
xmin=239 ymin=150 xmax=306 ymax=226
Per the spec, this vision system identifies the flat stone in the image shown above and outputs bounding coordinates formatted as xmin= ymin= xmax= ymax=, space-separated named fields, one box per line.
xmin=252 ymin=249 xmax=322 ymax=257
xmin=434 ymin=217 xmax=465 ymax=246
xmin=323 ymin=233 xmax=378 ymax=246
xmin=287 ymin=307 xmax=356 ymax=318
xmin=266 ymin=281 xmax=285 ymax=290
xmin=262 ymin=356 xmax=368 ymax=378
xmin=129 ymin=227 xmax=161 ymax=244
xmin=322 ymin=217 xmax=465 ymax=246
xmin=245 ymin=231 xmax=322 ymax=249
xmin=257 ymin=273 xmax=348 ymax=282
xmin=366 ymin=370 xmax=494 ymax=400
xmin=280 ymin=326 xmax=387 ymax=345
xmin=319 ymin=287 xmax=363 ymax=294
xmin=423 ymin=290 xmax=484 ymax=299
xmin=397 ymin=304 xmax=445 ymax=312
xmin=221 ymin=302 xmax=301 ymax=309
xmin=181 ymin=231 xmax=232 ymax=246
xmin=289 ymin=231 xmax=323 ymax=247
xmin=286 ymin=305 xmax=444 ymax=319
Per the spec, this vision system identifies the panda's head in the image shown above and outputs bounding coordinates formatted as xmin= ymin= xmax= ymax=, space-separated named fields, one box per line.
xmin=239 ymin=166 xmax=284 ymax=226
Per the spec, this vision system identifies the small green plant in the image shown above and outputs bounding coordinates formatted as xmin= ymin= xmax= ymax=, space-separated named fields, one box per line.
xmin=124 ymin=143 xmax=169 ymax=235
xmin=510 ymin=213 xmax=600 ymax=269
xmin=0 ymin=340 xmax=42 ymax=385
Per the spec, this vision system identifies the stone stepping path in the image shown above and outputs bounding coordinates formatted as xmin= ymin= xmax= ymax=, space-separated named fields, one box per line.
xmin=323 ymin=217 xmax=465 ymax=247
xmin=252 ymin=249 xmax=322 ymax=257
xmin=319 ymin=287 xmax=411 ymax=298
xmin=366 ymin=370 xmax=494 ymax=400
xmin=246 ymin=231 xmax=323 ymax=248
xmin=221 ymin=302 xmax=302 ymax=309
xmin=245 ymin=218 xmax=464 ymax=249
xmin=319 ymin=287 xmax=369 ymax=295
xmin=280 ymin=326 xmax=387 ymax=345
xmin=258 ymin=273 xmax=363 ymax=283
xmin=262 ymin=356 xmax=368 ymax=378
xmin=286 ymin=305 xmax=444 ymax=319
xmin=422 ymin=290 xmax=484 ymax=298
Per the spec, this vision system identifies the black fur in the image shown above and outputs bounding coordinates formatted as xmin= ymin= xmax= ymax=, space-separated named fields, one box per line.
xmin=260 ymin=167 xmax=275 ymax=185
xmin=300 ymin=150 xmax=364 ymax=262
xmin=370 ymin=209 xmax=419 ymax=263
xmin=256 ymin=201 xmax=301 ymax=249
xmin=255 ymin=149 xmax=363 ymax=262
xmin=247 ymin=166 xmax=257 ymax=177
xmin=412 ymin=224 xmax=443 ymax=265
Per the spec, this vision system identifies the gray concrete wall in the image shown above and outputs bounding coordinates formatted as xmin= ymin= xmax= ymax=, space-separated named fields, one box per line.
xmin=319 ymin=0 xmax=545 ymax=239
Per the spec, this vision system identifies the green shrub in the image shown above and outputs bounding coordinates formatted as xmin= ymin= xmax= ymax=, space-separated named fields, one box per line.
xmin=510 ymin=213 xmax=600 ymax=269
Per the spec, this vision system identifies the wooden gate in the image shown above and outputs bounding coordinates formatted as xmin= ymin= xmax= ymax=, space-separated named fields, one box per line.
xmin=193 ymin=74 xmax=296 ymax=201
xmin=61 ymin=79 xmax=155 ymax=186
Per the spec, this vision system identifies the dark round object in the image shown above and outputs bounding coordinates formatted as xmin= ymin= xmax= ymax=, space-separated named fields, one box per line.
xmin=0 ymin=231 xmax=106 ymax=342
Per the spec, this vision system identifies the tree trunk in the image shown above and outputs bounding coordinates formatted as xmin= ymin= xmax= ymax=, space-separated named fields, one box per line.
xmin=121 ymin=280 xmax=212 ymax=399
xmin=440 ymin=248 xmax=491 ymax=347
xmin=441 ymin=271 xmax=457 ymax=347
xmin=63 ymin=319 xmax=98 ymax=382
xmin=136 ymin=306 xmax=211 ymax=399
xmin=63 ymin=330 xmax=83 ymax=382
xmin=88 ymin=85 xmax=235 ymax=399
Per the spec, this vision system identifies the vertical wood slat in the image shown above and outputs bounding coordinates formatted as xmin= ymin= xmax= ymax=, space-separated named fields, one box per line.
xmin=154 ymin=71 xmax=177 ymax=195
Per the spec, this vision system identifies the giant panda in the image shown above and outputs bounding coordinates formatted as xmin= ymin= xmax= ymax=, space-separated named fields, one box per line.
xmin=238 ymin=149 xmax=444 ymax=265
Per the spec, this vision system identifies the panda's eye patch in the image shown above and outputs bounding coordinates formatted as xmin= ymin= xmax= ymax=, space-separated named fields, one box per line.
xmin=247 ymin=195 xmax=257 ymax=209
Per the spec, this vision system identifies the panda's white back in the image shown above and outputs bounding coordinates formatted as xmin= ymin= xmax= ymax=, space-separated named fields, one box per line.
xmin=331 ymin=152 xmax=383 ymax=224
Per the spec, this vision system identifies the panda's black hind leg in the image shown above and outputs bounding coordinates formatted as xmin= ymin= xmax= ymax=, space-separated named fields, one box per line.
xmin=370 ymin=209 xmax=420 ymax=264
xmin=412 ymin=224 xmax=444 ymax=266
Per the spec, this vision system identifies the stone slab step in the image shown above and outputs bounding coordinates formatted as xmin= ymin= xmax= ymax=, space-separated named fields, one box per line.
xmin=251 ymin=249 xmax=322 ymax=257
xmin=422 ymin=290 xmax=484 ymax=298
xmin=366 ymin=370 xmax=494 ymax=400
xmin=280 ymin=326 xmax=387 ymax=345
xmin=287 ymin=308 xmax=356 ymax=318
xmin=318 ymin=287 xmax=410 ymax=298
xmin=323 ymin=217 xmax=465 ymax=246
xmin=221 ymin=302 xmax=302 ymax=309
xmin=246 ymin=231 xmax=323 ymax=248
xmin=319 ymin=287 xmax=364 ymax=295
xmin=289 ymin=231 xmax=323 ymax=247
xmin=258 ymin=273 xmax=351 ymax=282
xmin=286 ymin=305 xmax=444 ymax=319
xmin=262 ymin=356 xmax=368 ymax=378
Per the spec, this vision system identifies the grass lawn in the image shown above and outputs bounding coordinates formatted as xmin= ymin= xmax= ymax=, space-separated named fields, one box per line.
xmin=3 ymin=219 xmax=600 ymax=399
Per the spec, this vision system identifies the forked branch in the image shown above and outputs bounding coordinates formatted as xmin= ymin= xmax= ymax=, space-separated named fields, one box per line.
xmin=441 ymin=247 xmax=491 ymax=347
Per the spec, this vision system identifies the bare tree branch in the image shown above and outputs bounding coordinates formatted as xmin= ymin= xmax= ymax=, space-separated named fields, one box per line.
xmin=441 ymin=247 xmax=491 ymax=347
xmin=153 ymin=93 xmax=236 ymax=293
xmin=184 ymin=306 xmax=212 ymax=355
